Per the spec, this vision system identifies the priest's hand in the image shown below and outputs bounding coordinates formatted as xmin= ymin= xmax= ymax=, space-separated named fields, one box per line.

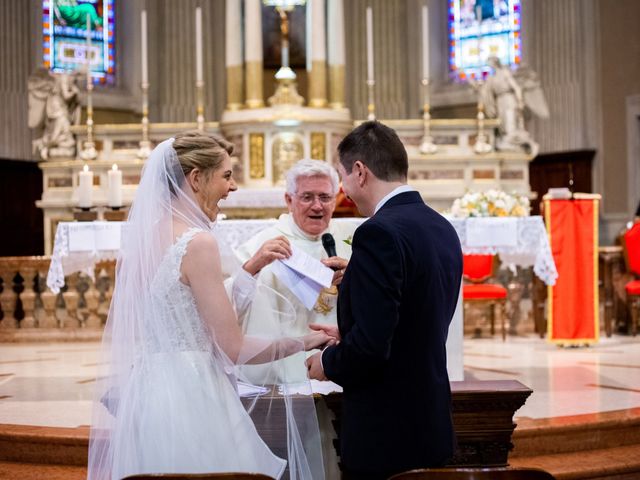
xmin=321 ymin=256 xmax=348 ymax=285
xmin=306 ymin=352 xmax=327 ymax=381
xmin=242 ymin=236 xmax=292 ymax=276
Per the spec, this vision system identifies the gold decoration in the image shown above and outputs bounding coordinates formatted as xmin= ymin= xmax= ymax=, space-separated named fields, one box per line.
xmin=314 ymin=286 xmax=338 ymax=314
xmin=249 ymin=133 xmax=265 ymax=179
xmin=329 ymin=64 xmax=345 ymax=109
xmin=308 ymin=60 xmax=328 ymax=108
xmin=245 ymin=61 xmax=264 ymax=108
xmin=226 ymin=65 xmax=244 ymax=110
xmin=272 ymin=132 xmax=303 ymax=185
xmin=310 ymin=132 xmax=326 ymax=161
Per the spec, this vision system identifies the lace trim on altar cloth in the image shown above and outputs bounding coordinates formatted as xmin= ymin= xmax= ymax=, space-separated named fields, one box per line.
xmin=449 ymin=216 xmax=558 ymax=286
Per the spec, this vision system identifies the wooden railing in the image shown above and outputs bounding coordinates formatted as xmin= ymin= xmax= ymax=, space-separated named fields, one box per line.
xmin=0 ymin=256 xmax=115 ymax=339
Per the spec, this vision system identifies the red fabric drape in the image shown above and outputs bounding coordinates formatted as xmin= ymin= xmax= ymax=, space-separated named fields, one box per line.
xmin=546 ymin=198 xmax=599 ymax=344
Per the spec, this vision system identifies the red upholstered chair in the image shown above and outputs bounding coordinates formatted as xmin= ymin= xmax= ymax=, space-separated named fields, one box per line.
xmin=463 ymin=254 xmax=508 ymax=341
xmin=622 ymin=221 xmax=640 ymax=336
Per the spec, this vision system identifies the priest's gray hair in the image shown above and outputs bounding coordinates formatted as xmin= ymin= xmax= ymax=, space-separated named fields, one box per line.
xmin=285 ymin=159 xmax=340 ymax=195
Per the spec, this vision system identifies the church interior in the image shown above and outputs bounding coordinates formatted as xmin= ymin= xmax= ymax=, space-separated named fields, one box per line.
xmin=0 ymin=0 xmax=639 ymax=478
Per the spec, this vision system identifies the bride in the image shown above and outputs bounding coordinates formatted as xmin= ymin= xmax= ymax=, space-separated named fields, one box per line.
xmin=87 ymin=131 xmax=331 ymax=480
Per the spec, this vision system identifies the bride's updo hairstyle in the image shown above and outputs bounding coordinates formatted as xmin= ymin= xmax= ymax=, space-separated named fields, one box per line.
xmin=172 ymin=130 xmax=234 ymax=178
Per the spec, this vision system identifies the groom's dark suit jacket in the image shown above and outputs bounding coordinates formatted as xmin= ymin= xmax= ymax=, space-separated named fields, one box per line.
xmin=322 ymin=191 xmax=463 ymax=477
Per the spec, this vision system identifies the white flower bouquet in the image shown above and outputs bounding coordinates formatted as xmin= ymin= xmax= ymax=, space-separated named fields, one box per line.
xmin=450 ymin=190 xmax=530 ymax=218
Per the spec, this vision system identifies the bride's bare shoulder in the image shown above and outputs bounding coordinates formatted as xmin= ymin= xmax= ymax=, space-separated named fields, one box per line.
xmin=183 ymin=231 xmax=220 ymax=266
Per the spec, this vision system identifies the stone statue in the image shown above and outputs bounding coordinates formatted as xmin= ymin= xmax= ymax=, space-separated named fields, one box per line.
xmin=28 ymin=68 xmax=82 ymax=160
xmin=478 ymin=56 xmax=549 ymax=156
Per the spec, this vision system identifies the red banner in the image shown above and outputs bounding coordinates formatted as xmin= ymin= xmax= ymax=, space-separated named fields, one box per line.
xmin=545 ymin=198 xmax=599 ymax=345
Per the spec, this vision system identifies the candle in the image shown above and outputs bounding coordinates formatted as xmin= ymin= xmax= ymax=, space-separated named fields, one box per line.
xmin=421 ymin=5 xmax=429 ymax=80
xmin=195 ymin=6 xmax=203 ymax=84
xmin=107 ymin=164 xmax=123 ymax=208
xmin=78 ymin=164 xmax=93 ymax=209
xmin=366 ymin=6 xmax=374 ymax=82
xmin=141 ymin=9 xmax=148 ymax=85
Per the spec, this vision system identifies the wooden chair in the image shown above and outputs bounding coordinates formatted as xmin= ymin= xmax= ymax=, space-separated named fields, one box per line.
xmin=388 ymin=467 xmax=556 ymax=480
xmin=122 ymin=473 xmax=275 ymax=480
xmin=462 ymin=254 xmax=508 ymax=340
xmin=622 ymin=221 xmax=640 ymax=336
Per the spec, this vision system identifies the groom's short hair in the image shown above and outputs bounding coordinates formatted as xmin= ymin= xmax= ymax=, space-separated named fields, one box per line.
xmin=337 ymin=121 xmax=408 ymax=182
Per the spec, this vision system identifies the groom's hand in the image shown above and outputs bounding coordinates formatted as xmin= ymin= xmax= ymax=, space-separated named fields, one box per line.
xmin=306 ymin=352 xmax=327 ymax=381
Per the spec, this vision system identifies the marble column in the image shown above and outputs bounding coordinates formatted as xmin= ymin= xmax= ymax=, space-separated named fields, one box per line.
xmin=308 ymin=0 xmax=328 ymax=107
xmin=225 ymin=0 xmax=243 ymax=110
xmin=0 ymin=0 xmax=37 ymax=160
xmin=244 ymin=0 xmax=264 ymax=108
xmin=327 ymin=0 xmax=345 ymax=109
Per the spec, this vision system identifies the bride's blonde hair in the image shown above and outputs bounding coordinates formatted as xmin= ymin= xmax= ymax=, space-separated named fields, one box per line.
xmin=173 ymin=130 xmax=234 ymax=177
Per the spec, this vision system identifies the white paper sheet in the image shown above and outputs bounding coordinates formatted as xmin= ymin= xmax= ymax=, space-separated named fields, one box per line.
xmin=271 ymin=260 xmax=324 ymax=310
xmin=280 ymin=245 xmax=333 ymax=288
xmin=236 ymin=381 xmax=269 ymax=397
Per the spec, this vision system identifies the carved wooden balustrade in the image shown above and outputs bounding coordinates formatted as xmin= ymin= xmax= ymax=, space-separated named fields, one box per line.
xmin=0 ymin=256 xmax=115 ymax=340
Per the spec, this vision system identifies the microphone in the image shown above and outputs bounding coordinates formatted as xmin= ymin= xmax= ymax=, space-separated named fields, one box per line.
xmin=321 ymin=233 xmax=337 ymax=258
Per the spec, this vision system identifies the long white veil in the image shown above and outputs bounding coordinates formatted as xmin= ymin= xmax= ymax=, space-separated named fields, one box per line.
xmin=87 ymin=137 xmax=324 ymax=480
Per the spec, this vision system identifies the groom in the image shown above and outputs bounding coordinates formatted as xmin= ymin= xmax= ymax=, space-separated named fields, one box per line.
xmin=307 ymin=121 xmax=463 ymax=479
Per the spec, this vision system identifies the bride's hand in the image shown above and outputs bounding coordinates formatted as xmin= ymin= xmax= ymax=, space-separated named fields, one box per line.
xmin=302 ymin=331 xmax=335 ymax=351
xmin=243 ymin=236 xmax=292 ymax=276
xmin=309 ymin=323 xmax=341 ymax=342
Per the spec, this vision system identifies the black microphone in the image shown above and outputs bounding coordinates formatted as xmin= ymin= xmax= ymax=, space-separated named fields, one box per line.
xmin=321 ymin=233 xmax=337 ymax=258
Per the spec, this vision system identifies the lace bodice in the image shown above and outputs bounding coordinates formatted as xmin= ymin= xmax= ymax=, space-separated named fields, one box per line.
xmin=145 ymin=228 xmax=213 ymax=352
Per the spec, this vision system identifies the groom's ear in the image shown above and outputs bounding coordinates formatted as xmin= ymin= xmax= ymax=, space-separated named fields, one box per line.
xmin=353 ymin=161 xmax=367 ymax=187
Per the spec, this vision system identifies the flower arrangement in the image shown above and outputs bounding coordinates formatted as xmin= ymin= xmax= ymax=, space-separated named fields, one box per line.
xmin=450 ymin=190 xmax=530 ymax=218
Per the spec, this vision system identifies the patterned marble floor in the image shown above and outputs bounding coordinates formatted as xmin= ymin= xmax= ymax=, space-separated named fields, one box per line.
xmin=0 ymin=334 xmax=639 ymax=428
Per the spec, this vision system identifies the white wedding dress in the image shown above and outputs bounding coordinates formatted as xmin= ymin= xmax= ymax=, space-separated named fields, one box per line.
xmin=110 ymin=228 xmax=286 ymax=480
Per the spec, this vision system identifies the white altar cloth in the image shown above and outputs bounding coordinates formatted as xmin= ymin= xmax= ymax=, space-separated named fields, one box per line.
xmin=448 ymin=216 xmax=557 ymax=286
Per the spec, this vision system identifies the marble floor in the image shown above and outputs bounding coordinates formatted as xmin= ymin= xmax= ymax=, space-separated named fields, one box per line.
xmin=0 ymin=334 xmax=639 ymax=428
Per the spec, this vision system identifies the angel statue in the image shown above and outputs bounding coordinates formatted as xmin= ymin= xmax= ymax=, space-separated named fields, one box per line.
xmin=28 ymin=68 xmax=82 ymax=160
xmin=477 ymin=56 xmax=549 ymax=156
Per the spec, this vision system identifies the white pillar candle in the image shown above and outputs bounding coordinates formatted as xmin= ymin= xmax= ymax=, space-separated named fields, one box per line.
xmin=78 ymin=164 xmax=93 ymax=209
xmin=421 ymin=5 xmax=429 ymax=80
xmin=141 ymin=9 xmax=148 ymax=85
xmin=366 ymin=6 xmax=374 ymax=82
xmin=107 ymin=164 xmax=123 ymax=208
xmin=195 ymin=6 xmax=203 ymax=84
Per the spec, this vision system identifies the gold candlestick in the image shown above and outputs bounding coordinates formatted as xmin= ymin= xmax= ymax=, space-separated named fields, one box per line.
xmin=366 ymin=79 xmax=376 ymax=121
xmin=80 ymin=13 xmax=98 ymax=161
xmin=419 ymin=78 xmax=437 ymax=154
xmin=474 ymin=92 xmax=493 ymax=154
xmin=196 ymin=80 xmax=205 ymax=131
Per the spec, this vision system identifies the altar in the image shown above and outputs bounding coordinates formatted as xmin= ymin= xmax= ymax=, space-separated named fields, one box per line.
xmin=45 ymin=215 xmax=557 ymax=384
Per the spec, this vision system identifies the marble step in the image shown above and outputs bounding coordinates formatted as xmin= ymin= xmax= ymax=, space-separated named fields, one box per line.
xmin=511 ymin=408 xmax=640 ymax=457
xmin=509 ymin=444 xmax=640 ymax=480
xmin=0 ymin=461 xmax=86 ymax=480
xmin=0 ymin=424 xmax=88 ymax=467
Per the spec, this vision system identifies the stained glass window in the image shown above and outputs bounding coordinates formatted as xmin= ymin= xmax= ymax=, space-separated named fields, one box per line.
xmin=448 ymin=0 xmax=521 ymax=82
xmin=43 ymin=0 xmax=115 ymax=85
